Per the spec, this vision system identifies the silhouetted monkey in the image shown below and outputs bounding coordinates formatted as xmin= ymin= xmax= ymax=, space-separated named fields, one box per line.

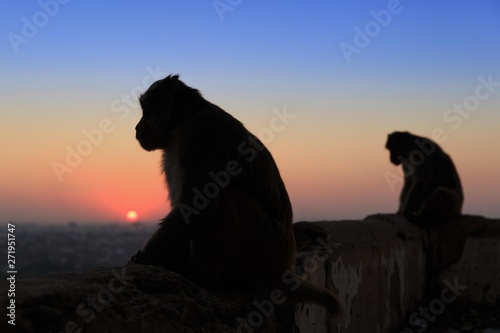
xmin=385 ymin=131 xmax=464 ymax=226
xmin=130 ymin=75 xmax=341 ymax=315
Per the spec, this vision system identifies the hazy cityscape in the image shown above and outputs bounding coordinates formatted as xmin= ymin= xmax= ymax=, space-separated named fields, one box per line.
xmin=1 ymin=222 xmax=157 ymax=278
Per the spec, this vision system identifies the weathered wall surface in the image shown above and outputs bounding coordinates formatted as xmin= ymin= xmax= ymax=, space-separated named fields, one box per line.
xmin=0 ymin=214 xmax=498 ymax=333
xmin=438 ymin=215 xmax=500 ymax=306
xmin=293 ymin=214 xmax=499 ymax=332
xmin=294 ymin=214 xmax=427 ymax=333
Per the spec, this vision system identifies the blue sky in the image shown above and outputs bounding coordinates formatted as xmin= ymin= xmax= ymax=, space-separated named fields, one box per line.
xmin=3 ymin=1 xmax=499 ymax=85
xmin=1 ymin=1 xmax=500 ymax=222
xmin=2 ymin=1 xmax=499 ymax=120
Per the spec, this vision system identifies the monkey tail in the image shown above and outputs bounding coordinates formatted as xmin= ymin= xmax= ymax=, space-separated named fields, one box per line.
xmin=281 ymin=277 xmax=343 ymax=316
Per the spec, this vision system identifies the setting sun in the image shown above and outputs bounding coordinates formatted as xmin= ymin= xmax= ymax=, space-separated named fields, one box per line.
xmin=126 ymin=210 xmax=138 ymax=222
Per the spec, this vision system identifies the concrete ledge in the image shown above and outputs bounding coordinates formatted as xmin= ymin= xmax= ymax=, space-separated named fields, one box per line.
xmin=294 ymin=214 xmax=427 ymax=332
xmin=294 ymin=214 xmax=499 ymax=332
xmin=438 ymin=215 xmax=500 ymax=306
xmin=1 ymin=214 xmax=498 ymax=332
xmin=1 ymin=264 xmax=274 ymax=332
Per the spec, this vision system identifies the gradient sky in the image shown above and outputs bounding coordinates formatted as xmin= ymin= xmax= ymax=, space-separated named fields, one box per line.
xmin=1 ymin=0 xmax=499 ymax=223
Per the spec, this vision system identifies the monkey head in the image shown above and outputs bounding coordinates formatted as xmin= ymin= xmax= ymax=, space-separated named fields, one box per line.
xmin=135 ymin=75 xmax=182 ymax=151
xmin=385 ymin=131 xmax=413 ymax=165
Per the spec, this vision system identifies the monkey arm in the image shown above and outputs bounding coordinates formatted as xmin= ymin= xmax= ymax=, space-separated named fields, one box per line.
xmin=129 ymin=208 xmax=193 ymax=272
xmin=400 ymin=181 xmax=427 ymax=218
xmin=398 ymin=177 xmax=413 ymax=214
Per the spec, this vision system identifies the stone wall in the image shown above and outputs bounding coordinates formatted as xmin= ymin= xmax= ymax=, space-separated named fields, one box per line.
xmin=1 ymin=214 xmax=498 ymax=332
xmin=293 ymin=214 xmax=499 ymax=332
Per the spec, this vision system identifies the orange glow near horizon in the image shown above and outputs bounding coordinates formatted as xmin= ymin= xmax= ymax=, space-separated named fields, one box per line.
xmin=1 ymin=77 xmax=500 ymax=223
xmin=126 ymin=211 xmax=138 ymax=222
xmin=1 ymin=110 xmax=500 ymax=224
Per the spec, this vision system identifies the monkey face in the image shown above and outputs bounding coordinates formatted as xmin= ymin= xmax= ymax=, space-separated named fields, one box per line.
xmin=135 ymin=76 xmax=180 ymax=151
xmin=389 ymin=152 xmax=402 ymax=165
xmin=386 ymin=142 xmax=403 ymax=165
xmin=135 ymin=114 xmax=168 ymax=151
xmin=386 ymin=132 xmax=411 ymax=165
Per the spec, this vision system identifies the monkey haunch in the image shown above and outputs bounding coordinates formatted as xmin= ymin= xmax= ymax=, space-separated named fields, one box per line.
xmin=385 ymin=131 xmax=464 ymax=226
xmin=130 ymin=75 xmax=340 ymax=314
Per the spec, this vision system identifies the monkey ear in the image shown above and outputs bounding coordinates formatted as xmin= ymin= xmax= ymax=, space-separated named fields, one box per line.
xmin=169 ymin=74 xmax=181 ymax=94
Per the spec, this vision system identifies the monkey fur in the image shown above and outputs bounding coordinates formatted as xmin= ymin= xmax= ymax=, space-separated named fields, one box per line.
xmin=386 ymin=131 xmax=463 ymax=226
xmin=130 ymin=75 xmax=341 ymax=315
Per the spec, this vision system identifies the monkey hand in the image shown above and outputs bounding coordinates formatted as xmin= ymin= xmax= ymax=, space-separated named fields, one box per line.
xmin=128 ymin=248 xmax=163 ymax=266
xmin=128 ymin=250 xmax=143 ymax=264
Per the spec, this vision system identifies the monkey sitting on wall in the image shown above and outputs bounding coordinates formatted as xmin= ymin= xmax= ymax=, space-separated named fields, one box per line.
xmin=129 ymin=75 xmax=341 ymax=314
xmin=385 ymin=131 xmax=464 ymax=226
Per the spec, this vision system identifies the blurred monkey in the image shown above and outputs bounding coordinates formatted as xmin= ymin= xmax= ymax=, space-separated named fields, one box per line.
xmin=386 ymin=131 xmax=463 ymax=226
